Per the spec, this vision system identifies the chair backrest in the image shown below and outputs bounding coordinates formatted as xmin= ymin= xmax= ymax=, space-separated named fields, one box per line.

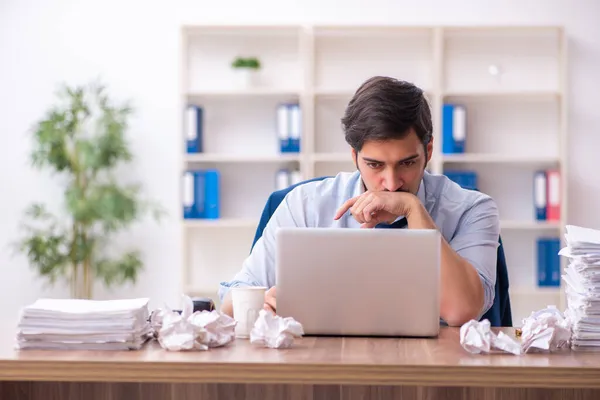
xmin=251 ymin=177 xmax=512 ymax=327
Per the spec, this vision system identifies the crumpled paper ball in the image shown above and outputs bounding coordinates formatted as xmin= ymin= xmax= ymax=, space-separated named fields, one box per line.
xmin=460 ymin=305 xmax=572 ymax=356
xmin=460 ymin=319 xmax=522 ymax=355
xmin=520 ymin=306 xmax=571 ymax=353
xmin=249 ymin=309 xmax=304 ymax=349
xmin=151 ymin=295 xmax=236 ymax=351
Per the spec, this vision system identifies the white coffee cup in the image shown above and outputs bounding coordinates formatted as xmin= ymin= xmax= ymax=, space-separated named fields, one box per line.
xmin=231 ymin=286 xmax=267 ymax=338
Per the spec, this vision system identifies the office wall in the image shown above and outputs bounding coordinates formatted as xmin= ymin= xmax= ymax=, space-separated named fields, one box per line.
xmin=1 ymin=0 xmax=599 ymax=315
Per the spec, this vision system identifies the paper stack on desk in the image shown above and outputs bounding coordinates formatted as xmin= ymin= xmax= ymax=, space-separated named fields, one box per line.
xmin=15 ymin=298 xmax=151 ymax=350
xmin=560 ymin=225 xmax=600 ymax=351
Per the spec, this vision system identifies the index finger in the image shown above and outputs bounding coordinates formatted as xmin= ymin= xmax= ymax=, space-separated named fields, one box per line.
xmin=334 ymin=196 xmax=359 ymax=220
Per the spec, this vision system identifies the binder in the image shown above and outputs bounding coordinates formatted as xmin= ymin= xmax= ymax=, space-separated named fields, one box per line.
xmin=183 ymin=171 xmax=196 ymax=219
xmin=547 ymin=169 xmax=561 ymax=221
xmin=202 ymin=169 xmax=220 ymax=219
xmin=442 ymin=104 xmax=466 ymax=154
xmin=547 ymin=237 xmax=561 ymax=286
xmin=444 ymin=170 xmax=477 ymax=190
xmin=536 ymin=238 xmax=548 ymax=286
xmin=182 ymin=169 xmax=220 ymax=219
xmin=277 ymin=103 xmax=290 ymax=153
xmin=275 ymin=169 xmax=290 ymax=190
xmin=533 ymin=171 xmax=547 ymax=220
xmin=185 ymin=105 xmax=203 ymax=153
xmin=537 ymin=237 xmax=561 ymax=287
xmin=290 ymin=169 xmax=302 ymax=186
xmin=289 ymin=103 xmax=301 ymax=153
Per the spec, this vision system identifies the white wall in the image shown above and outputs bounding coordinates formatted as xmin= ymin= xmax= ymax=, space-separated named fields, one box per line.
xmin=1 ymin=0 xmax=599 ymax=316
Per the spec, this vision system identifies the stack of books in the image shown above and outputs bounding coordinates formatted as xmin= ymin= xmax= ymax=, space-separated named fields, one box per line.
xmin=16 ymin=298 xmax=151 ymax=350
xmin=561 ymin=225 xmax=600 ymax=351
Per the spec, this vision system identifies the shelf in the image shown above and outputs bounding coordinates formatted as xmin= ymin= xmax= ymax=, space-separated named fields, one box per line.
xmin=443 ymin=91 xmax=560 ymax=100
xmin=314 ymin=88 xmax=433 ymax=99
xmin=184 ymin=218 xmax=258 ymax=228
xmin=443 ymin=27 xmax=561 ymax=94
xmin=442 ymin=154 xmax=559 ymax=164
xmin=510 ymin=287 xmax=561 ymax=296
xmin=311 ymin=153 xmax=350 ymax=162
xmin=185 ymin=154 xmax=301 ymax=163
xmin=181 ymin=24 xmax=568 ymax=319
xmin=500 ymin=220 xmax=561 ymax=230
xmin=313 ymin=89 xmax=355 ymax=98
xmin=185 ymin=219 xmax=560 ymax=230
xmin=187 ymin=89 xmax=301 ymax=98
xmin=314 ymin=26 xmax=433 ymax=96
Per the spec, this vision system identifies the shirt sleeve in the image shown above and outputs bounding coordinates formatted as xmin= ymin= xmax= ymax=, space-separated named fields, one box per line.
xmin=448 ymin=195 xmax=500 ymax=318
xmin=217 ymin=191 xmax=304 ymax=302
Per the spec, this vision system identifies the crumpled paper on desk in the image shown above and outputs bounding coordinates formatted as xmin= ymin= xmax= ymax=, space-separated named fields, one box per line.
xmin=249 ymin=309 xmax=304 ymax=349
xmin=520 ymin=306 xmax=571 ymax=353
xmin=460 ymin=306 xmax=572 ymax=356
xmin=151 ymin=295 xmax=236 ymax=351
xmin=460 ymin=319 xmax=522 ymax=355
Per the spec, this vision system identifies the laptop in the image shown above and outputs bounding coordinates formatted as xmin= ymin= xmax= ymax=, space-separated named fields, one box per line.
xmin=275 ymin=227 xmax=441 ymax=337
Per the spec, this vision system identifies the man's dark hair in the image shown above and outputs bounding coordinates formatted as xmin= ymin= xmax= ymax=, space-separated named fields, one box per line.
xmin=341 ymin=76 xmax=433 ymax=153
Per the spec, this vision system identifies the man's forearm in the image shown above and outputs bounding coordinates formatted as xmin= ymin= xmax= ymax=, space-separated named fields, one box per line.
xmin=406 ymin=200 xmax=484 ymax=326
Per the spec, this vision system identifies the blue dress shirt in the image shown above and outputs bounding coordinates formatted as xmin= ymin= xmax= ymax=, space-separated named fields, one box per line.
xmin=218 ymin=170 xmax=500 ymax=318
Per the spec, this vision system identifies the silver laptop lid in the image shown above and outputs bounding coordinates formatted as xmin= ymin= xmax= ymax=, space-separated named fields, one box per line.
xmin=276 ymin=227 xmax=441 ymax=337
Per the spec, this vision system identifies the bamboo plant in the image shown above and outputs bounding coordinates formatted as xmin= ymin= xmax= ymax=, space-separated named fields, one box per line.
xmin=15 ymin=81 xmax=164 ymax=299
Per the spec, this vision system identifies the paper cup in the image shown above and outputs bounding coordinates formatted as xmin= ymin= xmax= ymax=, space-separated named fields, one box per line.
xmin=231 ymin=286 xmax=267 ymax=338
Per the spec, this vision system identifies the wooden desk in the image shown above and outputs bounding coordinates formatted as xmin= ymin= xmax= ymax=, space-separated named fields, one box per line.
xmin=1 ymin=327 xmax=600 ymax=400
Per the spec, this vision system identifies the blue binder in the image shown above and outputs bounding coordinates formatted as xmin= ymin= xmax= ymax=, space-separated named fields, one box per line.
xmin=442 ymin=104 xmax=466 ymax=154
xmin=537 ymin=237 xmax=561 ymax=287
xmin=288 ymin=103 xmax=301 ymax=153
xmin=201 ymin=169 xmax=220 ymax=219
xmin=277 ymin=103 xmax=291 ymax=153
xmin=444 ymin=170 xmax=478 ymax=190
xmin=182 ymin=169 xmax=220 ymax=219
xmin=185 ymin=105 xmax=203 ymax=153
xmin=182 ymin=171 xmax=196 ymax=219
xmin=547 ymin=237 xmax=561 ymax=286
xmin=536 ymin=238 xmax=548 ymax=286
xmin=533 ymin=171 xmax=547 ymax=220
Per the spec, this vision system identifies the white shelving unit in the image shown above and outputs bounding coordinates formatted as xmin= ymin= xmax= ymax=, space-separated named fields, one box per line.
xmin=179 ymin=25 xmax=568 ymax=322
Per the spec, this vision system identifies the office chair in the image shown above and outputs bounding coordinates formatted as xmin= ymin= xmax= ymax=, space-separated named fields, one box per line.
xmin=251 ymin=176 xmax=513 ymax=327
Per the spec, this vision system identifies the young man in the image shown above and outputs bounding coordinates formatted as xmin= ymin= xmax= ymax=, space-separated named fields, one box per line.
xmin=218 ymin=76 xmax=500 ymax=327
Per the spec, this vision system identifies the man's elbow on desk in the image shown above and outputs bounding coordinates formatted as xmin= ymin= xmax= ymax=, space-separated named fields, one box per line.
xmin=440 ymin=269 xmax=487 ymax=327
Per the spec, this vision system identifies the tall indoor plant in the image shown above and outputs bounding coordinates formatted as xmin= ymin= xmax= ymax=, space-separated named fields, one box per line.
xmin=15 ymin=81 xmax=164 ymax=299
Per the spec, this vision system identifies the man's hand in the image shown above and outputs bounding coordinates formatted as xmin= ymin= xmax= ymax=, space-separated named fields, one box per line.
xmin=334 ymin=191 xmax=418 ymax=228
xmin=264 ymin=286 xmax=276 ymax=314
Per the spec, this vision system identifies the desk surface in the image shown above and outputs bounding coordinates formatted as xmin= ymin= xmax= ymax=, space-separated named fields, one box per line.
xmin=2 ymin=327 xmax=600 ymax=388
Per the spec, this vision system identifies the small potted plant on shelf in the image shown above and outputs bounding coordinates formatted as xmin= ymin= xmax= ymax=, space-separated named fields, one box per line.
xmin=231 ymin=56 xmax=261 ymax=88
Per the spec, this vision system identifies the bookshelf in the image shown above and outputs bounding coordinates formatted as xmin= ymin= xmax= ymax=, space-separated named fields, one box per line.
xmin=179 ymin=25 xmax=568 ymax=325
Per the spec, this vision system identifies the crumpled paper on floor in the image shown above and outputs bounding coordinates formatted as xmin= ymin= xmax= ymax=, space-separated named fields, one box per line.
xmin=249 ymin=309 xmax=304 ymax=348
xmin=460 ymin=306 xmax=572 ymax=356
xmin=151 ymin=295 xmax=236 ymax=351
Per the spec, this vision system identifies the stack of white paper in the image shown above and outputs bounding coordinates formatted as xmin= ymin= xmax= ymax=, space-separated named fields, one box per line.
xmin=560 ymin=225 xmax=600 ymax=351
xmin=16 ymin=298 xmax=151 ymax=350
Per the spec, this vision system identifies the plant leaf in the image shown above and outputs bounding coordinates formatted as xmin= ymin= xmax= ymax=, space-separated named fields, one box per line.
xmin=94 ymin=251 xmax=143 ymax=287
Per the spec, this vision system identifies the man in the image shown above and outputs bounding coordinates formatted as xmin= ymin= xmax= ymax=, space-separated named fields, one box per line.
xmin=218 ymin=76 xmax=500 ymax=327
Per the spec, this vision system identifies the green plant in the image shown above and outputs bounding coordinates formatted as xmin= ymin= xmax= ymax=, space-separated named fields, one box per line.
xmin=231 ymin=56 xmax=261 ymax=70
xmin=15 ymin=80 xmax=165 ymax=299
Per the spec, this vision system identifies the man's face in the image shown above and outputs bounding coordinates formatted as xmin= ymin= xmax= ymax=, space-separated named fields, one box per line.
xmin=351 ymin=129 xmax=433 ymax=195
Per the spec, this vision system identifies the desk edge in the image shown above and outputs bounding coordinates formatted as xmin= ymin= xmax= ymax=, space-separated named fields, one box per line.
xmin=1 ymin=361 xmax=600 ymax=388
